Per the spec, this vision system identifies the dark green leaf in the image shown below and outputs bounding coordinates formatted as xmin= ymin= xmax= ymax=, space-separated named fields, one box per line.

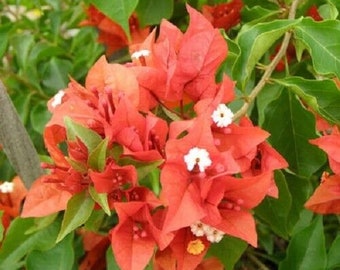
xmin=26 ymin=232 xmax=74 ymax=270
xmin=285 ymin=172 xmax=313 ymax=231
xmin=293 ymin=18 xmax=340 ymax=78
xmin=30 ymin=102 xmax=51 ymax=134
xmin=0 ymin=217 xmax=61 ymax=269
xmin=255 ymin=171 xmax=292 ymax=239
xmin=136 ymin=0 xmax=173 ymax=26
xmin=56 ymin=191 xmax=95 ymax=243
xmin=90 ymin=0 xmax=138 ymax=38
xmin=64 ymin=117 xmax=102 ymax=153
xmin=106 ymin=246 xmax=120 ymax=270
xmin=327 ymin=234 xmax=340 ymax=270
xmin=206 ymin=235 xmax=247 ymax=270
xmin=274 ymin=77 xmax=340 ymax=125
xmin=262 ymin=90 xmax=326 ymax=177
xmin=233 ymin=19 xmax=301 ymax=90
xmin=279 ymin=216 xmax=327 ymax=270
xmin=241 ymin=6 xmax=281 ymax=24
xmin=84 ymin=209 xmax=107 ymax=232
xmin=41 ymin=57 xmax=72 ymax=93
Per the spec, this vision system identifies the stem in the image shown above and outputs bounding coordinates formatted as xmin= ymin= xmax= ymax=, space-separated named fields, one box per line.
xmin=0 ymin=79 xmax=43 ymax=188
xmin=232 ymin=0 xmax=300 ymax=121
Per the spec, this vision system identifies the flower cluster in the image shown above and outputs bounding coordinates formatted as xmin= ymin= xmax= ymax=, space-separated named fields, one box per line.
xmin=21 ymin=5 xmax=287 ymax=270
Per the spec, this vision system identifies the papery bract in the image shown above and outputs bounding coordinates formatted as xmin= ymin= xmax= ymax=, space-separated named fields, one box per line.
xmin=305 ymin=173 xmax=340 ymax=214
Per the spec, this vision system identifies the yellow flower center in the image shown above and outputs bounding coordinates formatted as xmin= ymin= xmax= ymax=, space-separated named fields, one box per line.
xmin=187 ymin=239 xmax=205 ymax=255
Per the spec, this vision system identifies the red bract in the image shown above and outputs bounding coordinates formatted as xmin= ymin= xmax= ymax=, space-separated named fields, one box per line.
xmin=202 ymin=0 xmax=243 ymax=30
xmin=310 ymin=127 xmax=340 ymax=174
xmin=110 ymin=202 xmax=172 ymax=270
xmin=307 ymin=5 xmax=323 ymax=21
xmin=0 ymin=177 xmax=27 ymax=230
xmin=305 ymin=173 xmax=340 ymax=214
xmin=81 ymin=5 xmax=150 ymax=56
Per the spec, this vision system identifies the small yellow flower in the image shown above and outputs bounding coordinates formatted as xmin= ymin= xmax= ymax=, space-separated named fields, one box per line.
xmin=187 ymin=239 xmax=205 ymax=255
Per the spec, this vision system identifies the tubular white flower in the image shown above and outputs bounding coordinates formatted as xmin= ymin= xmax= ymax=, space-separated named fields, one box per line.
xmin=0 ymin=181 xmax=14 ymax=193
xmin=51 ymin=90 xmax=65 ymax=108
xmin=211 ymin=104 xmax=234 ymax=128
xmin=184 ymin=147 xmax=212 ymax=172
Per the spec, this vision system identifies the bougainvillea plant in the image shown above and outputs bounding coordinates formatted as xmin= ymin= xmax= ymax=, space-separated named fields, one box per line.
xmin=1 ymin=0 xmax=340 ymax=269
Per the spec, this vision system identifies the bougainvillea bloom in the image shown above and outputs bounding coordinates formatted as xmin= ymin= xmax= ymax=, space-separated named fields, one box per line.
xmin=305 ymin=173 xmax=340 ymax=214
xmin=309 ymin=127 xmax=340 ymax=175
xmin=202 ymin=0 xmax=243 ymax=30
xmin=211 ymin=103 xmax=234 ymax=127
xmin=81 ymin=5 xmax=150 ymax=56
xmin=0 ymin=177 xmax=27 ymax=230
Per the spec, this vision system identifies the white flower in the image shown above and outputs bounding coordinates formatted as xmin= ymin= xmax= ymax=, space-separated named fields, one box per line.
xmin=51 ymin=90 xmax=65 ymax=108
xmin=211 ymin=104 xmax=234 ymax=128
xmin=184 ymin=147 xmax=212 ymax=172
xmin=0 ymin=181 xmax=14 ymax=193
xmin=131 ymin=49 xmax=150 ymax=59
xmin=203 ymin=225 xmax=225 ymax=243
xmin=190 ymin=221 xmax=206 ymax=237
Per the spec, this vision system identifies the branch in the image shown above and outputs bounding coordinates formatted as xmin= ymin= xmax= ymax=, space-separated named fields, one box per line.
xmin=232 ymin=0 xmax=301 ymax=121
xmin=0 ymin=79 xmax=43 ymax=188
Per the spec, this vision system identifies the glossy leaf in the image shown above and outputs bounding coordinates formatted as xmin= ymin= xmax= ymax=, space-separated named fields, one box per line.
xmin=136 ymin=0 xmax=174 ymax=26
xmin=10 ymin=33 xmax=34 ymax=69
xmin=90 ymin=0 xmax=138 ymax=38
xmin=0 ymin=217 xmax=61 ymax=269
xmin=274 ymin=77 xmax=340 ymax=125
xmin=65 ymin=117 xmax=102 ymax=153
xmin=206 ymin=235 xmax=247 ymax=270
xmin=0 ymin=24 xmax=12 ymax=58
xmin=263 ymin=90 xmax=326 ymax=177
xmin=30 ymin=102 xmax=52 ymax=134
xmin=56 ymin=191 xmax=95 ymax=243
xmin=255 ymin=171 xmax=292 ymax=238
xmin=26 ymin=232 xmax=74 ymax=270
xmin=89 ymin=185 xmax=111 ymax=216
xmin=293 ymin=18 xmax=340 ymax=78
xmin=279 ymin=216 xmax=327 ymax=270
xmin=233 ymin=19 xmax=301 ymax=90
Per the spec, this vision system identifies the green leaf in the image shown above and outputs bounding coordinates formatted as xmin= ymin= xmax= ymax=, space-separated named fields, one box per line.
xmin=274 ymin=77 xmax=340 ymax=125
xmin=255 ymin=171 xmax=292 ymax=239
xmin=0 ymin=24 xmax=12 ymax=58
xmin=25 ymin=213 xmax=58 ymax=234
xmin=136 ymin=0 xmax=173 ymax=26
xmin=41 ymin=57 xmax=73 ymax=93
xmin=89 ymin=185 xmax=111 ymax=216
xmin=90 ymin=0 xmax=138 ymax=38
xmin=88 ymin=138 xmax=109 ymax=171
xmin=64 ymin=117 xmax=102 ymax=153
xmin=0 ymin=217 xmax=61 ymax=269
xmin=30 ymin=102 xmax=52 ymax=134
xmin=11 ymin=33 xmax=34 ymax=69
xmin=84 ymin=209 xmax=106 ymax=232
xmin=241 ymin=5 xmax=281 ymax=24
xmin=284 ymin=172 xmax=313 ymax=231
xmin=106 ymin=246 xmax=120 ymax=270
xmin=319 ymin=2 xmax=339 ymax=20
xmin=56 ymin=191 xmax=95 ymax=243
xmin=279 ymin=216 xmax=327 ymax=270
xmin=327 ymin=234 xmax=340 ymax=270
xmin=233 ymin=19 xmax=301 ymax=90
xmin=262 ymin=89 xmax=326 ymax=178
xmin=293 ymin=18 xmax=340 ymax=78
xmin=26 ymin=232 xmax=74 ymax=270
xmin=206 ymin=235 xmax=247 ymax=270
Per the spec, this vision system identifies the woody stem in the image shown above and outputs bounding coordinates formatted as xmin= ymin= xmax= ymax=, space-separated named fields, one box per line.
xmin=232 ymin=0 xmax=300 ymax=121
